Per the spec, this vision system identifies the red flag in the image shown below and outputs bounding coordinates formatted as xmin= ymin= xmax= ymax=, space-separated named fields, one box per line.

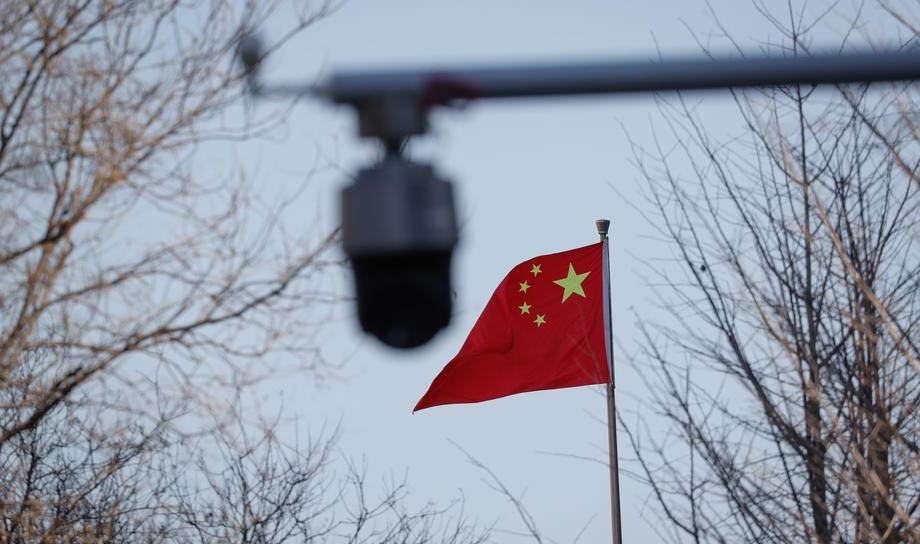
xmin=414 ymin=241 xmax=610 ymax=411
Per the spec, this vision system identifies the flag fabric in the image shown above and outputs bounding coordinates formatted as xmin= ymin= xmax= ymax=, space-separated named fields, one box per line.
xmin=414 ymin=241 xmax=610 ymax=411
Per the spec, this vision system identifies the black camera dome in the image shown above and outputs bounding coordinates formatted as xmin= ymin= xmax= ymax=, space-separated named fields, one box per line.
xmin=341 ymin=156 xmax=459 ymax=349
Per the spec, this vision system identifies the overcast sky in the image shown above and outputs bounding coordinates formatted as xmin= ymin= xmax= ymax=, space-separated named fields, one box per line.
xmin=238 ymin=1 xmax=898 ymax=541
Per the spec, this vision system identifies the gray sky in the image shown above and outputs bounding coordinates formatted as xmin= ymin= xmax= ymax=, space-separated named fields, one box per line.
xmin=242 ymin=1 xmax=894 ymax=540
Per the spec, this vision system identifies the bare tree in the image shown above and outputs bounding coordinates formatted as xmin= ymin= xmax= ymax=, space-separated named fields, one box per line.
xmin=0 ymin=2 xmax=491 ymax=542
xmin=624 ymin=3 xmax=920 ymax=543
xmin=162 ymin=412 xmax=490 ymax=544
xmin=0 ymin=0 xmax=340 ymax=449
xmin=0 ymin=382 xmax=492 ymax=542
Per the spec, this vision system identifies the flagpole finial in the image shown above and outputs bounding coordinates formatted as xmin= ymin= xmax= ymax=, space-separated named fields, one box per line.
xmin=595 ymin=218 xmax=610 ymax=240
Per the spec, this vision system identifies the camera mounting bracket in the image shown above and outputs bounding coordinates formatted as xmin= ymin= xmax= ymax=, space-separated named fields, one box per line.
xmin=238 ymin=37 xmax=920 ymax=349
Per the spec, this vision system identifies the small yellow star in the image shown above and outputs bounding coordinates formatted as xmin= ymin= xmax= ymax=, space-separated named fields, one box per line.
xmin=530 ymin=264 xmax=542 ymax=276
xmin=553 ymin=263 xmax=590 ymax=303
xmin=518 ymin=301 xmax=531 ymax=315
xmin=534 ymin=314 xmax=546 ymax=327
xmin=519 ymin=280 xmax=530 ymax=293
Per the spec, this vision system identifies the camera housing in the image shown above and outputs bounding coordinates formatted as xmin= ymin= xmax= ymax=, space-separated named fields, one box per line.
xmin=341 ymin=155 xmax=458 ymax=348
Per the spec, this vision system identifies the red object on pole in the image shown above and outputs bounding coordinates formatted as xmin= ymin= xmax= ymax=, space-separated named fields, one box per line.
xmin=414 ymin=242 xmax=609 ymax=411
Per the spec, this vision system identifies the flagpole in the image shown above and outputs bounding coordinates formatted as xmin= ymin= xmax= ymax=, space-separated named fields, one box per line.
xmin=596 ymin=218 xmax=623 ymax=544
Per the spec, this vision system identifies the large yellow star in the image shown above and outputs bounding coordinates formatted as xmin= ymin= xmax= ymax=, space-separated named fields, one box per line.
xmin=553 ymin=263 xmax=590 ymax=303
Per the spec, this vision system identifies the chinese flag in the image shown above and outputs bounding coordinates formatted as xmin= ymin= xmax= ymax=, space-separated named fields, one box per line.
xmin=414 ymin=241 xmax=610 ymax=411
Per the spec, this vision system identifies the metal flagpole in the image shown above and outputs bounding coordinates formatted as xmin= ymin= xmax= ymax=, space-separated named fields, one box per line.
xmin=596 ymin=218 xmax=623 ymax=544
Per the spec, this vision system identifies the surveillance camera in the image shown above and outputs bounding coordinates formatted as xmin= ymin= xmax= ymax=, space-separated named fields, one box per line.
xmin=237 ymin=33 xmax=263 ymax=75
xmin=341 ymin=155 xmax=458 ymax=349
xmin=237 ymin=33 xmax=264 ymax=94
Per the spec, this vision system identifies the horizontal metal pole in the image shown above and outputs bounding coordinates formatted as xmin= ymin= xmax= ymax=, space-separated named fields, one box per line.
xmin=319 ymin=49 xmax=920 ymax=105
